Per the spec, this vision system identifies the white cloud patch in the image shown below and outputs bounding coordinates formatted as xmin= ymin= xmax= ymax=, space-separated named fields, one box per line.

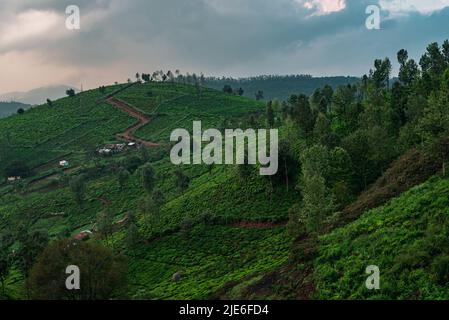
xmin=300 ymin=0 xmax=346 ymax=16
xmin=379 ymin=0 xmax=449 ymax=15
xmin=0 ymin=10 xmax=63 ymax=48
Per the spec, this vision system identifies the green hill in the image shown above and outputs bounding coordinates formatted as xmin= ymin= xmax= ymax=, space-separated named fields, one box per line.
xmin=2 ymin=38 xmax=449 ymax=300
xmin=0 ymin=81 xmax=297 ymax=299
xmin=0 ymin=102 xmax=32 ymax=118
xmin=204 ymin=75 xmax=360 ymax=101
xmin=315 ymin=175 xmax=449 ymax=300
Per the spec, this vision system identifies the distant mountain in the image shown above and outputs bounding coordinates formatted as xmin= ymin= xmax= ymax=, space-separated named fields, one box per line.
xmin=0 ymin=85 xmax=78 ymax=105
xmin=204 ymin=75 xmax=360 ymax=101
xmin=0 ymin=101 xmax=32 ymax=118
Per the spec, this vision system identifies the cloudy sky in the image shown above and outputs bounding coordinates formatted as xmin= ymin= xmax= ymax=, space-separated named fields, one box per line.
xmin=1 ymin=0 xmax=449 ymax=93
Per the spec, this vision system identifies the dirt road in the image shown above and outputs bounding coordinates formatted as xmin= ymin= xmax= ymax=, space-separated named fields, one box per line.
xmin=106 ymin=97 xmax=160 ymax=147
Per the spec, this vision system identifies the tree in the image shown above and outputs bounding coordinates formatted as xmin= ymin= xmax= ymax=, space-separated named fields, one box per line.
xmin=373 ymin=58 xmax=392 ymax=89
xmin=139 ymin=191 xmax=163 ymax=224
xmin=266 ymin=101 xmax=275 ymax=128
xmin=237 ymin=87 xmax=244 ymax=96
xmin=313 ymin=112 xmax=337 ymax=147
xmin=255 ymin=90 xmax=264 ymax=101
xmin=174 ymin=169 xmax=190 ymax=192
xmin=125 ymin=223 xmax=140 ymax=249
xmin=397 ymin=49 xmax=420 ymax=86
xmin=121 ymin=155 xmax=143 ymax=173
xmin=28 ymin=239 xmax=127 ymax=300
xmin=99 ymin=86 xmax=106 ymax=94
xmin=46 ymin=99 xmax=53 ymax=107
xmin=17 ymin=108 xmax=25 ymax=115
xmin=96 ymin=208 xmax=114 ymax=240
xmin=66 ymin=89 xmax=76 ymax=97
xmin=69 ymin=175 xmax=86 ymax=205
xmin=16 ymin=229 xmax=49 ymax=282
xmin=117 ymin=168 xmax=130 ymax=189
xmin=237 ymin=149 xmax=253 ymax=180
xmin=3 ymin=160 xmax=30 ymax=178
xmin=299 ymin=173 xmax=334 ymax=234
xmin=289 ymin=94 xmax=315 ymax=136
xmin=141 ymin=163 xmax=156 ymax=194
xmin=222 ymin=85 xmax=233 ymax=94
xmin=0 ymin=232 xmax=13 ymax=294
xmin=294 ymin=145 xmax=336 ymax=234
xmin=417 ymin=88 xmax=449 ymax=175
xmin=275 ymin=139 xmax=298 ymax=191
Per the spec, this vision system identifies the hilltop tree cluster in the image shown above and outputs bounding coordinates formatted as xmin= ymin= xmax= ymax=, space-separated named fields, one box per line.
xmin=261 ymin=40 xmax=449 ymax=238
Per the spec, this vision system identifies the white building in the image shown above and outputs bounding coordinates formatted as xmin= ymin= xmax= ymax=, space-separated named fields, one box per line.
xmin=59 ymin=160 xmax=69 ymax=167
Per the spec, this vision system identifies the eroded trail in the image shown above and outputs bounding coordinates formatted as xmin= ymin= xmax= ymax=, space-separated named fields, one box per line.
xmin=106 ymin=97 xmax=160 ymax=147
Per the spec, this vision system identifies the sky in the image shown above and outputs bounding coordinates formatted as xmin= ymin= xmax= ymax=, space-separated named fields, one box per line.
xmin=1 ymin=0 xmax=449 ymax=93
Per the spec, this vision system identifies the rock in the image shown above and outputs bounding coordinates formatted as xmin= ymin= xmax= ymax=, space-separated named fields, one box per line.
xmin=172 ymin=271 xmax=183 ymax=282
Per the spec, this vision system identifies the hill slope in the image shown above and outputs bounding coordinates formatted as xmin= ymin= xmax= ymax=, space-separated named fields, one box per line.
xmin=0 ymin=102 xmax=32 ymax=118
xmin=0 ymin=81 xmax=297 ymax=300
xmin=315 ymin=175 xmax=449 ymax=300
xmin=204 ymin=75 xmax=360 ymax=101
xmin=0 ymin=85 xmax=78 ymax=105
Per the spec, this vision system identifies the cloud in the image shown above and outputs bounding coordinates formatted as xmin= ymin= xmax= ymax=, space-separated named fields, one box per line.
xmin=301 ymin=0 xmax=346 ymax=16
xmin=0 ymin=10 xmax=63 ymax=47
xmin=0 ymin=0 xmax=448 ymax=93
xmin=379 ymin=0 xmax=449 ymax=15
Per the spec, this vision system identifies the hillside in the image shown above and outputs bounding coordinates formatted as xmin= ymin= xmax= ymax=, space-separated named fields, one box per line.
xmin=0 ymin=81 xmax=296 ymax=299
xmin=1 ymin=40 xmax=449 ymax=301
xmin=204 ymin=75 xmax=360 ymax=101
xmin=315 ymin=174 xmax=449 ymax=300
xmin=0 ymin=85 xmax=78 ymax=105
xmin=0 ymin=102 xmax=32 ymax=118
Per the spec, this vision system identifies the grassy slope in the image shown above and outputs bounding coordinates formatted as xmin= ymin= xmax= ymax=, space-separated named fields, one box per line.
xmin=0 ymin=84 xmax=135 ymax=174
xmin=315 ymin=175 xmax=449 ymax=300
xmin=0 ymin=82 xmax=297 ymax=299
xmin=117 ymin=82 xmax=264 ymax=143
xmin=2 ymin=80 xmax=446 ymax=300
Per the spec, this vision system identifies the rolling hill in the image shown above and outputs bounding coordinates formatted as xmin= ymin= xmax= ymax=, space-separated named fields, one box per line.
xmin=204 ymin=75 xmax=360 ymax=101
xmin=0 ymin=81 xmax=297 ymax=299
xmin=0 ymin=67 xmax=447 ymax=300
xmin=0 ymin=85 xmax=78 ymax=106
xmin=0 ymin=102 xmax=32 ymax=118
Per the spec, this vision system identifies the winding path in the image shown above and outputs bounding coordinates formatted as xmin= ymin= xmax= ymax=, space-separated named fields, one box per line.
xmin=106 ymin=97 xmax=160 ymax=147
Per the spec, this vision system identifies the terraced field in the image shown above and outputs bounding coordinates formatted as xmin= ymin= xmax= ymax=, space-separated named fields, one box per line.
xmin=0 ymin=81 xmax=294 ymax=300
xmin=128 ymin=225 xmax=291 ymax=299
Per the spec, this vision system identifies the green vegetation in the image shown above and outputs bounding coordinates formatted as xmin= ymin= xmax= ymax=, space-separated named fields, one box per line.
xmin=204 ymin=75 xmax=360 ymax=101
xmin=315 ymin=176 xmax=449 ymax=300
xmin=2 ymin=40 xmax=449 ymax=300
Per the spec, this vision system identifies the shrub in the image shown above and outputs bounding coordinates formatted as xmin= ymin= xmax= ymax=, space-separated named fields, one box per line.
xmin=432 ymin=256 xmax=449 ymax=285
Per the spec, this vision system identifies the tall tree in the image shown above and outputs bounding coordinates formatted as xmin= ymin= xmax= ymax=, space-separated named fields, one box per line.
xmin=28 ymin=239 xmax=127 ymax=300
xmin=69 ymin=175 xmax=86 ymax=205
xmin=141 ymin=164 xmax=156 ymax=194
xmin=96 ymin=208 xmax=114 ymax=240
xmin=266 ymin=101 xmax=275 ymax=128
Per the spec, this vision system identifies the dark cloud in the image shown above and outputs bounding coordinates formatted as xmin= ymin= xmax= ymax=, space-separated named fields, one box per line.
xmin=1 ymin=0 xmax=449 ymax=91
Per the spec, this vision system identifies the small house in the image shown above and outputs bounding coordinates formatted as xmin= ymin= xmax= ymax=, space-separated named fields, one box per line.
xmin=98 ymin=148 xmax=112 ymax=155
xmin=73 ymin=230 xmax=93 ymax=241
xmin=7 ymin=176 xmax=21 ymax=183
xmin=59 ymin=160 xmax=69 ymax=167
